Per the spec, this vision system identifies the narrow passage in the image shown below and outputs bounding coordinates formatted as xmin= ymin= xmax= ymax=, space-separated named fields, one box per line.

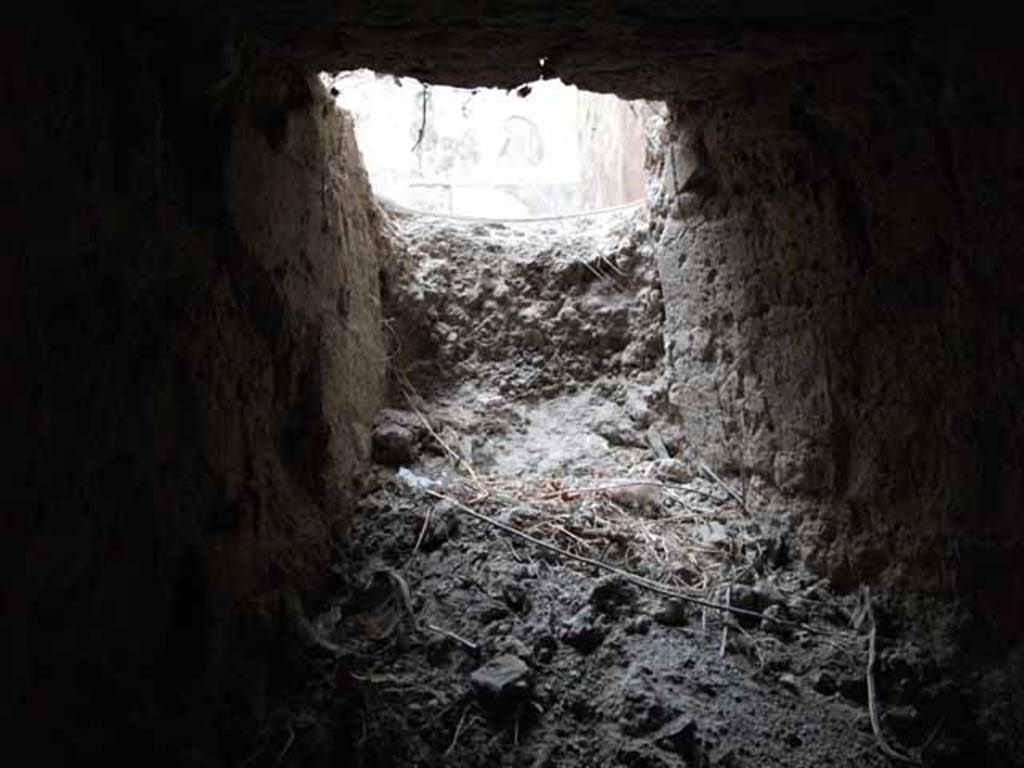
xmin=261 ymin=206 xmax=923 ymax=768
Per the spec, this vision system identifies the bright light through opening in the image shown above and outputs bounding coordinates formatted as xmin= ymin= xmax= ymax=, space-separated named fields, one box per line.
xmin=322 ymin=70 xmax=659 ymax=219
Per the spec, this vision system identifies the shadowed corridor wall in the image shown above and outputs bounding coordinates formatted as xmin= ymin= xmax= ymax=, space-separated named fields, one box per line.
xmin=3 ymin=4 xmax=1022 ymax=764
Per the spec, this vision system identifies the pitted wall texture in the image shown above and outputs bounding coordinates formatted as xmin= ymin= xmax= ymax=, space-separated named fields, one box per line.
xmin=651 ymin=45 xmax=1024 ymax=634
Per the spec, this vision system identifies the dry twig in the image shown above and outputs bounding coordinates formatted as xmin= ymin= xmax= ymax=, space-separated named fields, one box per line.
xmin=275 ymin=727 xmax=295 ymax=766
xmin=699 ymin=460 xmax=748 ymax=515
xmin=411 ymin=506 xmax=433 ymax=557
xmin=719 ymin=585 xmax=731 ymax=658
xmin=400 ymin=384 xmax=485 ymax=489
xmin=864 ymin=588 xmax=922 ymax=765
xmin=424 ymin=488 xmax=839 ymax=636
xmin=425 ymin=622 xmax=479 ymax=653
xmin=443 ymin=706 xmax=473 ymax=757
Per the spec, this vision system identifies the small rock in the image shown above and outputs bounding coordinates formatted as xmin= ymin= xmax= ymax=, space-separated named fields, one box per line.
xmin=651 ymin=599 xmax=690 ymax=627
xmin=502 ymin=582 xmax=529 ymax=612
xmin=649 ymin=458 xmax=694 ymax=483
xmin=653 ymin=716 xmax=704 ymax=762
xmin=730 ymin=584 xmax=770 ymax=612
xmin=729 ymin=633 xmax=759 ymax=662
xmin=696 ymin=682 xmax=718 ymax=698
xmin=811 ymin=670 xmax=838 ymax=696
xmin=533 ymin=634 xmax=558 ymax=663
xmin=568 ymin=695 xmax=597 ymax=722
xmin=605 ymin=482 xmax=664 ymax=512
xmin=778 ymin=673 xmax=800 ymax=693
xmin=497 ymin=505 xmax=539 ymax=526
xmin=497 ymin=636 xmax=533 ymax=661
xmin=590 ymin=575 xmax=638 ymax=615
xmin=562 ymin=606 xmax=608 ymax=653
xmin=470 ymin=654 xmax=531 ymax=708
xmin=372 ymin=421 xmax=416 ymax=466
xmin=479 ymin=603 xmax=510 ymax=624
xmin=616 ymin=685 xmax=678 ymax=737
xmin=730 ymin=584 xmax=784 ymax=628
xmin=376 ymin=408 xmax=422 ymax=433
xmin=425 ymin=633 xmax=454 ymax=666
xmin=645 ymin=427 xmax=670 ymax=458
xmin=420 ymin=503 xmax=460 ymax=550
xmin=766 ymin=534 xmax=790 ymax=568
xmin=514 ymin=563 xmax=541 ymax=580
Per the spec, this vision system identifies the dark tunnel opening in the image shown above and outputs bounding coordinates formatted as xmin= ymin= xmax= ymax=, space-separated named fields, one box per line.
xmin=5 ymin=5 xmax=1024 ymax=766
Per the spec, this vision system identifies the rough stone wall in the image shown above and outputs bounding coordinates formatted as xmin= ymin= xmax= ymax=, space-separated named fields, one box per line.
xmin=651 ymin=37 xmax=1024 ymax=639
xmin=6 ymin=2 xmax=1024 ymax=762
xmin=3 ymin=15 xmax=388 ymax=761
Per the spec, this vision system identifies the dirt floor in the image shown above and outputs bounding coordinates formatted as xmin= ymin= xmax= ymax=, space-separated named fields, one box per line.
xmin=247 ymin=206 xmax=957 ymax=767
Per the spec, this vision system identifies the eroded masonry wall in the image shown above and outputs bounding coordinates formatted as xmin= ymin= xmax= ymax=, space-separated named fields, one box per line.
xmin=652 ymin=38 xmax=1024 ymax=637
xmin=4 ymin=16 xmax=389 ymax=760
xmin=6 ymin=4 xmax=1024 ymax=763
